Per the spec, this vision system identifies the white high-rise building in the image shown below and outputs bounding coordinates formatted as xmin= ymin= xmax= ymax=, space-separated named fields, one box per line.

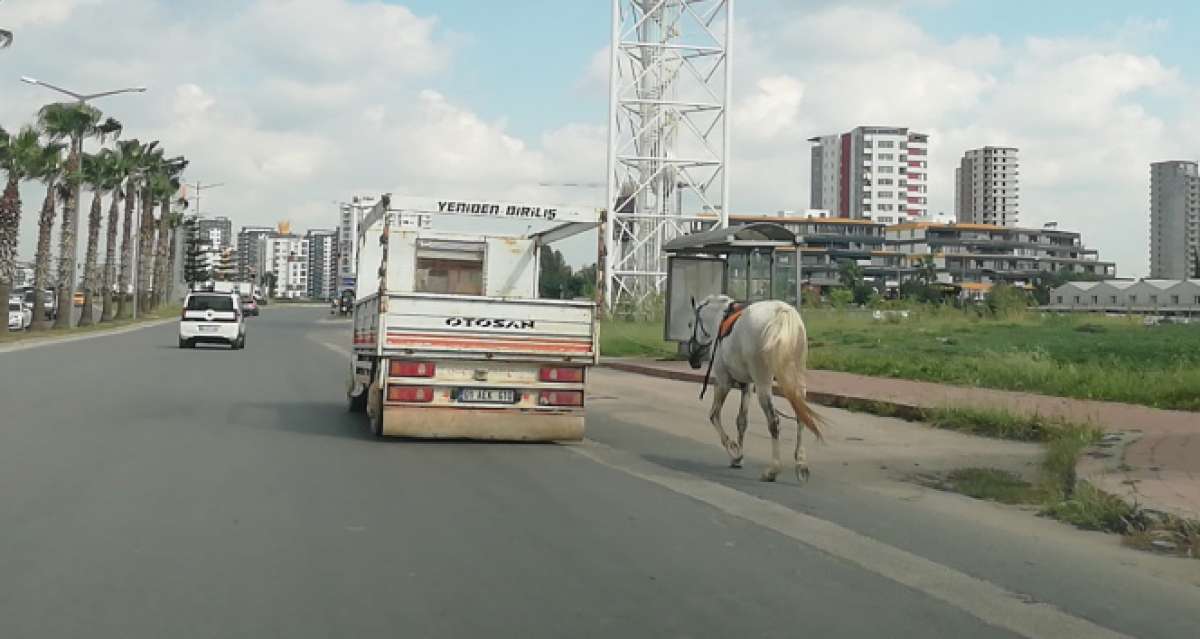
xmin=1149 ymin=160 xmax=1200 ymax=279
xmin=956 ymin=146 xmax=1020 ymax=226
xmin=809 ymin=126 xmax=929 ymax=225
xmin=336 ymin=196 xmax=376 ymax=296
xmin=305 ymin=229 xmax=337 ymax=300
xmin=256 ymin=234 xmax=309 ymax=299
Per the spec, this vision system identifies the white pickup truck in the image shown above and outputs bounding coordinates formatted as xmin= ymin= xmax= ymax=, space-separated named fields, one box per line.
xmin=347 ymin=195 xmax=599 ymax=441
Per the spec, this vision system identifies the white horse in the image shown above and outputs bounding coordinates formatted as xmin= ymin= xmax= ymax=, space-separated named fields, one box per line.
xmin=687 ymin=295 xmax=825 ymax=482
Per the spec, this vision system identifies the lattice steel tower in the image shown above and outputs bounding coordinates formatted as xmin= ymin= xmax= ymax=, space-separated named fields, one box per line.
xmin=604 ymin=0 xmax=732 ymax=311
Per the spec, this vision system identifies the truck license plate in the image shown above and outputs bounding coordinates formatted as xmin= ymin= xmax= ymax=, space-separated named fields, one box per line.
xmin=458 ymin=388 xmax=516 ymax=404
xmin=199 ymin=325 xmax=218 ymax=332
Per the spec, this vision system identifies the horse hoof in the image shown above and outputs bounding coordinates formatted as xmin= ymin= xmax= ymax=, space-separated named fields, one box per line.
xmin=796 ymin=466 xmax=810 ymax=483
xmin=759 ymin=470 xmax=778 ymax=482
xmin=729 ymin=455 xmax=744 ymax=468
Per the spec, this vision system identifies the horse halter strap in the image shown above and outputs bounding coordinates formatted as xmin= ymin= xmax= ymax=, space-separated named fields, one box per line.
xmin=699 ymin=303 xmax=743 ymax=399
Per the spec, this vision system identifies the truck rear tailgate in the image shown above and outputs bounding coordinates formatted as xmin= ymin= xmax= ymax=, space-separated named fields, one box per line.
xmin=382 ymin=294 xmax=596 ymax=362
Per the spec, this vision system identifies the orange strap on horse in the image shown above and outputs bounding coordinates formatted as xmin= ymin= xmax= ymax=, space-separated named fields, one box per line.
xmin=700 ymin=303 xmax=744 ymax=400
xmin=718 ymin=308 xmax=743 ymax=338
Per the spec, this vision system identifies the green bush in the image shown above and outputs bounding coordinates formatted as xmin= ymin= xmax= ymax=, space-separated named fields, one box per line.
xmin=829 ymin=288 xmax=854 ymax=308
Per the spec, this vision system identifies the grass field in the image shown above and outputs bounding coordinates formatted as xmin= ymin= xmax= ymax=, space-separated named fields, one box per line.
xmin=600 ymin=309 xmax=1200 ymax=411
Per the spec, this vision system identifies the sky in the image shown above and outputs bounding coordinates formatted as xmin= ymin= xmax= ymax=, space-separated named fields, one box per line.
xmin=2 ymin=0 xmax=1199 ymax=276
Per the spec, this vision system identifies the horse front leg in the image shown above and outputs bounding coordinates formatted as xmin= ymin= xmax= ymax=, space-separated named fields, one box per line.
xmin=756 ymin=387 xmax=782 ymax=482
xmin=732 ymin=387 xmax=751 ymax=468
xmin=708 ymin=384 xmax=739 ymax=462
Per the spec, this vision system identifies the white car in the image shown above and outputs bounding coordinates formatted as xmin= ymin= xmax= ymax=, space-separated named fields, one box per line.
xmin=7 ymin=299 xmax=31 ymax=331
xmin=179 ymin=291 xmax=246 ymax=349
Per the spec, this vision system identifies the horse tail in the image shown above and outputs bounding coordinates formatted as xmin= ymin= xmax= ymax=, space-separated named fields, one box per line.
xmin=761 ymin=304 xmax=826 ymax=443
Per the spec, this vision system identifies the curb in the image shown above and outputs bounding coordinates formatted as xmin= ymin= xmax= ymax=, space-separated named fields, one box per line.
xmin=0 ymin=318 xmax=175 ymax=354
xmin=598 ymin=360 xmax=927 ymax=421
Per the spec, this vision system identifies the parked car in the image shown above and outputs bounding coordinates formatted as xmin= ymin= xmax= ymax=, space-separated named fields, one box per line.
xmin=179 ymin=291 xmax=246 ymax=350
xmin=22 ymin=288 xmax=56 ymax=320
xmin=8 ymin=299 xmax=31 ymax=331
xmin=240 ymin=296 xmax=259 ymax=317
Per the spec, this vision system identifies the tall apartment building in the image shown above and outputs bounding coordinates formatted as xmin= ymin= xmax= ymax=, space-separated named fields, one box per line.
xmin=237 ymin=226 xmax=274 ymax=283
xmin=196 ymin=216 xmax=233 ymax=250
xmin=256 ymin=234 xmax=309 ymax=299
xmin=305 ymin=229 xmax=337 ymax=300
xmin=809 ymin=126 xmax=929 ymax=225
xmin=337 ymin=196 xmax=376 ymax=296
xmin=1149 ymin=161 xmax=1200 ymax=279
xmin=955 ymin=146 xmax=1019 ymax=226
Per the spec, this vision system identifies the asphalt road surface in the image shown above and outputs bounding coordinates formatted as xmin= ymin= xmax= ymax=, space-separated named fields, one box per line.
xmin=1 ymin=308 xmax=1197 ymax=638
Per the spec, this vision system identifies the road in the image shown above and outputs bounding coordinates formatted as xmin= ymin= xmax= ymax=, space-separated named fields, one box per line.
xmin=1 ymin=307 xmax=1197 ymax=638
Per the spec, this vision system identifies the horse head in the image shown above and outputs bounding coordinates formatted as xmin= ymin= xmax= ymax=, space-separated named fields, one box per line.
xmin=686 ymin=294 xmax=734 ymax=369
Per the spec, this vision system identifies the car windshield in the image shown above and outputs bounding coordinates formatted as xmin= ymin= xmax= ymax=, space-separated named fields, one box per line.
xmin=186 ymin=295 xmax=235 ymax=312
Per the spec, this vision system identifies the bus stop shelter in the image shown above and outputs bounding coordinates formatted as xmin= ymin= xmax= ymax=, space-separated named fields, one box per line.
xmin=662 ymin=223 xmax=802 ymax=342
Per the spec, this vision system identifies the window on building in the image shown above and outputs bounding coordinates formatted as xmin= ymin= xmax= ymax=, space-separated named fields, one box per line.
xmin=878 ymin=153 xmax=894 ymax=160
xmin=877 ymin=141 xmax=895 ymax=148
xmin=877 ymin=191 xmax=893 ymax=199
xmin=1171 ymin=295 xmax=1180 ymax=305
xmin=1129 ymin=295 xmax=1137 ymax=304
xmin=1091 ymin=295 xmax=1099 ymax=304
xmin=415 ymin=239 xmax=485 ymax=295
xmin=877 ymin=166 xmax=894 ymax=174
xmin=1110 ymin=295 xmax=1117 ymax=304
xmin=1073 ymin=296 xmax=1081 ymax=304
xmin=1056 ymin=296 xmax=1063 ymax=304
xmin=878 ymin=178 xmax=894 ymax=185
xmin=1150 ymin=295 xmax=1158 ymax=304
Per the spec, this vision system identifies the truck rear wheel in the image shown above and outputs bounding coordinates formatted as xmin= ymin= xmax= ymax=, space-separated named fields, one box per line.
xmin=347 ymin=383 xmax=368 ymax=413
xmin=366 ymin=385 xmax=384 ymax=437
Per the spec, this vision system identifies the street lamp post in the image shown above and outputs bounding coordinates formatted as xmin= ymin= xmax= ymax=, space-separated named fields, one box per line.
xmin=21 ymin=76 xmax=146 ymax=327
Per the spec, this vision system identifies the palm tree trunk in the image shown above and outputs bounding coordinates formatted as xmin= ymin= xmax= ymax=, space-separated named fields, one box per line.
xmin=53 ymin=145 xmax=80 ymax=330
xmin=0 ymin=176 xmax=21 ymax=329
xmin=31 ymin=183 xmax=57 ymax=330
xmin=137 ymin=189 xmax=155 ymax=314
xmin=77 ymin=192 xmax=103 ymax=326
xmin=100 ymin=192 xmax=121 ymax=322
xmin=116 ymin=180 xmax=135 ymax=319
xmin=151 ymin=199 xmax=171 ymax=310
xmin=165 ymin=224 xmax=179 ymax=306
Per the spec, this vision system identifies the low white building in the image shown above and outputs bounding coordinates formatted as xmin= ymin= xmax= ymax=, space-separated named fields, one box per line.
xmin=1045 ymin=279 xmax=1200 ymax=316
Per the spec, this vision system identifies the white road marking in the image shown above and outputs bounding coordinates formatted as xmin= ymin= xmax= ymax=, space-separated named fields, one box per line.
xmin=571 ymin=440 xmax=1132 ymax=639
xmin=314 ymin=339 xmax=352 ymax=358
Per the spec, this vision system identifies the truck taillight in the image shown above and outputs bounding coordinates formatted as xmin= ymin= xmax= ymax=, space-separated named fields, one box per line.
xmin=389 ymin=360 xmax=436 ymax=377
xmin=387 ymin=386 xmax=434 ymax=403
xmin=538 ymin=367 xmax=584 ymax=383
xmin=538 ymin=391 xmax=583 ymax=407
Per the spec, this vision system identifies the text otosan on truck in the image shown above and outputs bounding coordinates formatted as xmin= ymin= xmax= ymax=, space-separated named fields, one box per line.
xmin=346 ymin=194 xmax=599 ymax=441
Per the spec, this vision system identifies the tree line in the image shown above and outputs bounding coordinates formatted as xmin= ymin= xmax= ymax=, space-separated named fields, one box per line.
xmin=1 ymin=101 xmax=189 ymax=331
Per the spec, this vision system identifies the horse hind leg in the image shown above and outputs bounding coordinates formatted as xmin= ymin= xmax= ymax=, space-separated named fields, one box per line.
xmin=731 ymin=387 xmax=751 ymax=468
xmin=756 ymin=387 xmax=782 ymax=482
xmin=708 ymin=384 xmax=739 ymax=462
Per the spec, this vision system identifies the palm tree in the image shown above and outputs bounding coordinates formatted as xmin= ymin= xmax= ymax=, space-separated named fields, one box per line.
xmin=113 ymin=139 xmax=148 ymax=320
xmin=0 ymin=126 xmax=42 ymax=322
xmin=149 ymin=156 xmax=188 ymax=310
xmin=77 ymin=152 xmax=119 ymax=326
xmin=162 ymin=208 xmax=187 ymax=306
xmin=37 ymin=102 xmax=122 ymax=329
xmin=29 ymin=143 xmax=65 ymax=330
xmin=136 ymin=145 xmax=164 ymax=314
xmin=98 ymin=149 xmax=127 ymax=322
